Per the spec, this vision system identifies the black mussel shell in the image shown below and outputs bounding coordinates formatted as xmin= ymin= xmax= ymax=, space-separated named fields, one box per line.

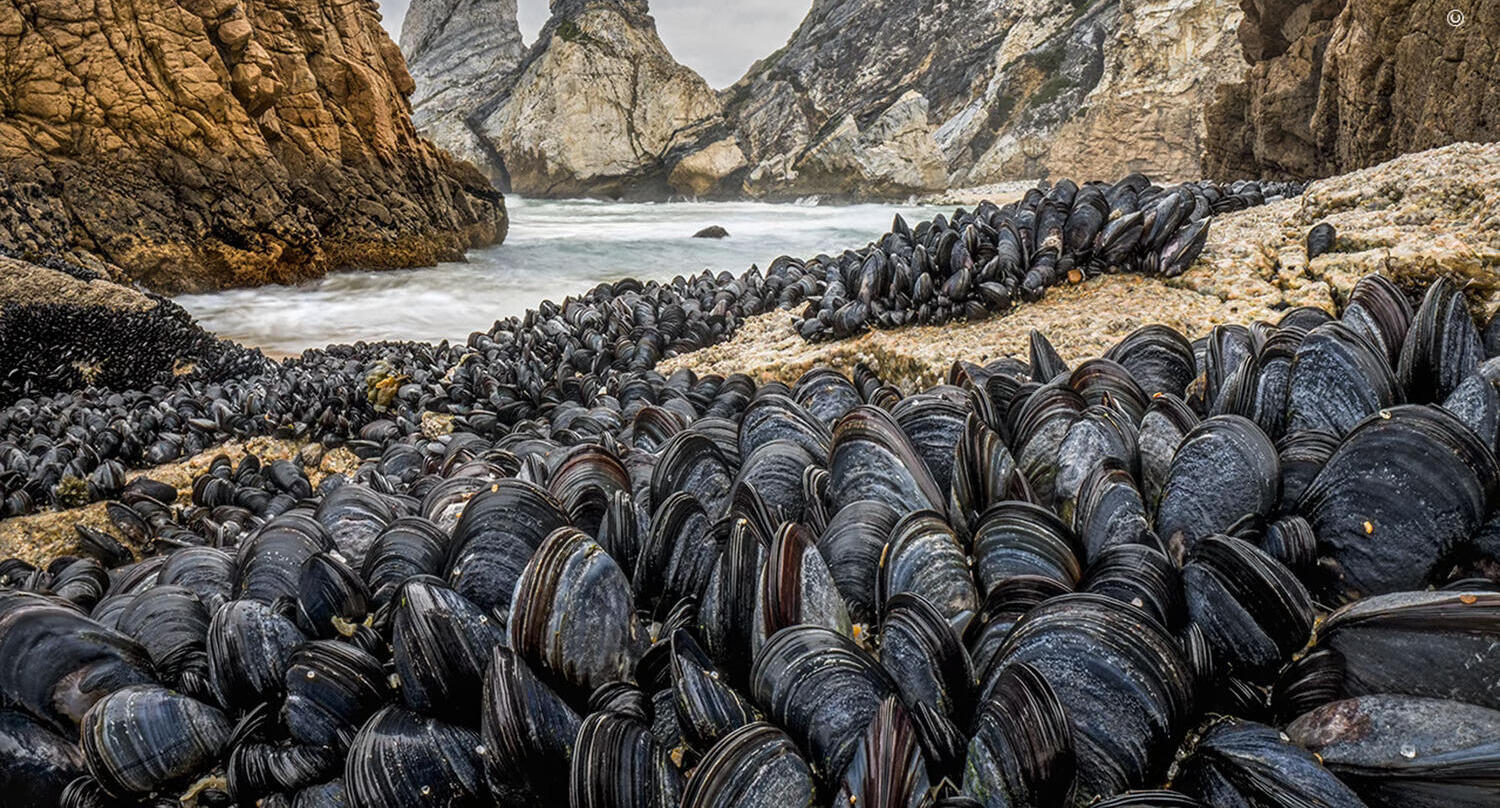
xmin=750 ymin=625 xmax=896 ymax=785
xmin=834 ymin=695 xmax=931 ymax=808
xmin=0 ymin=708 xmax=86 ymax=805
xmin=1182 ymin=534 xmax=1313 ymax=681
xmin=1155 ymin=415 xmax=1279 ymax=556
xmin=345 ymin=706 xmax=487 ymax=808
xmin=680 ymin=722 xmax=817 ymax=808
xmin=1300 ymin=405 xmax=1498 ymax=600
xmin=80 ymin=684 xmax=231 ymax=796
xmin=392 ymin=580 xmax=505 ymax=722
xmin=962 ymin=661 xmax=1075 ymax=808
xmin=1175 ymin=718 xmax=1364 ymax=808
xmin=1287 ymin=694 xmax=1500 ymax=808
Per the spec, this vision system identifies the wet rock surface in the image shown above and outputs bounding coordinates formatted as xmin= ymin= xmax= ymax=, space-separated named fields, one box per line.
xmin=0 ymin=0 xmax=508 ymax=293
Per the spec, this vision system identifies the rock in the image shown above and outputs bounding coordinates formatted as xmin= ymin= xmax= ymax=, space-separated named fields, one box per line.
xmin=692 ymin=226 xmax=730 ymax=239
xmin=1204 ymin=0 xmax=1500 ymax=179
xmin=713 ymin=0 xmax=1247 ymax=197
xmin=663 ymin=143 xmax=1500 ymax=386
xmin=0 ymin=253 xmax=241 ymax=405
xmin=0 ymin=0 xmax=508 ymax=293
xmin=668 ymin=137 xmax=749 ymax=198
xmin=454 ymin=0 xmax=730 ymax=198
xmin=400 ymin=0 xmax=526 ymax=177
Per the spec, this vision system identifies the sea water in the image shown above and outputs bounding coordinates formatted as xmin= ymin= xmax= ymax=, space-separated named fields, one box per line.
xmin=176 ymin=197 xmax=947 ymax=354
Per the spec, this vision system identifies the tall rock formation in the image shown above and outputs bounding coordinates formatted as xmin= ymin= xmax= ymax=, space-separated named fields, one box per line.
xmin=1204 ymin=0 xmax=1500 ymax=179
xmin=720 ymin=0 xmax=1250 ymax=196
xmin=0 ymin=0 xmax=507 ymax=294
xmin=400 ymin=0 xmax=525 ymax=174
xmin=431 ymin=0 xmax=737 ymax=198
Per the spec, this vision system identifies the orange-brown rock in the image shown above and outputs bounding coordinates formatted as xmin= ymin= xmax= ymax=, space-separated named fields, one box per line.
xmin=0 ymin=0 xmax=508 ymax=293
xmin=1205 ymin=0 xmax=1500 ymax=179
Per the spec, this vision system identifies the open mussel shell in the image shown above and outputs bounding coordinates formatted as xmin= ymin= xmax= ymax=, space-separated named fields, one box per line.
xmin=207 ymin=598 xmax=306 ymax=710
xmin=1286 ymin=322 xmax=1402 ymax=436
xmin=345 ymin=706 xmax=487 ymax=808
xmin=1155 ymin=415 xmax=1279 ymax=556
xmin=0 ymin=592 xmax=155 ymax=734
xmin=481 ymin=646 xmax=579 ymax=803
xmin=671 ymin=629 xmax=759 ymax=754
xmin=750 ymin=624 xmax=896 ymax=785
xmin=570 ymin=710 xmax=682 ymax=808
xmin=681 ymin=721 xmax=816 ymax=808
xmin=392 ymin=580 xmax=506 ymax=721
xmin=834 ymin=695 xmax=931 ymax=808
xmin=829 ymin=406 xmax=947 ymax=515
xmin=1313 ymin=589 xmax=1500 ymax=708
xmin=1182 ymin=534 xmax=1313 ymax=681
xmin=879 ymin=510 xmax=978 ymax=624
xmin=445 ymin=480 xmax=569 ymax=619
xmin=816 ymin=500 xmax=901 ymax=623
xmin=81 ymin=684 xmax=231 ymax=796
xmin=963 ymin=661 xmax=1076 ymax=808
xmin=284 ymin=640 xmax=390 ymax=748
xmin=1299 ymin=405 xmax=1499 ymax=600
xmin=880 ymin=592 xmax=975 ymax=721
xmin=983 ymin=593 xmax=1195 ymax=804
xmin=509 ymin=527 xmax=648 ymax=701
xmin=1174 ymin=718 xmax=1365 ymax=808
xmin=1286 ymin=694 xmax=1500 ymax=808
xmin=0 ymin=708 xmax=86 ymax=805
xmin=116 ymin=584 xmax=212 ymax=700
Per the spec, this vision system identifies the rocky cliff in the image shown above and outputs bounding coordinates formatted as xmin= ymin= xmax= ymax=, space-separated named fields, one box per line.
xmin=718 ymin=0 xmax=1249 ymax=197
xmin=400 ymin=0 xmax=525 ymax=175
xmin=444 ymin=0 xmax=734 ymax=198
xmin=0 ymin=0 xmax=508 ymax=294
xmin=402 ymin=0 xmax=1249 ymax=199
xmin=1204 ymin=0 xmax=1500 ymax=179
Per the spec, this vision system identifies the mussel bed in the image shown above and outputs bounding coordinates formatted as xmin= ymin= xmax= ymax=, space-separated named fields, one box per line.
xmin=3 ymin=178 xmax=1500 ymax=807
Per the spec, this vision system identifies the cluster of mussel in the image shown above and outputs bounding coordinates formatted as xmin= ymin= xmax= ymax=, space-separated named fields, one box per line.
xmin=783 ymin=176 xmax=1304 ymax=340
xmin=5 ymin=270 xmax=1500 ymax=807
xmin=0 ymin=173 xmax=1302 ymax=519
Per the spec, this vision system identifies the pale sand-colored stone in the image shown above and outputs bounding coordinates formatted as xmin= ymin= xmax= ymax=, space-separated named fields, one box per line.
xmin=0 ymin=437 xmax=359 ymax=566
xmin=665 ymin=142 xmax=1500 ymax=388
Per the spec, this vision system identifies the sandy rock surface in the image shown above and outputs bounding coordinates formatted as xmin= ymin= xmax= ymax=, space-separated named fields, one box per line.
xmin=664 ymin=142 xmax=1500 ymax=388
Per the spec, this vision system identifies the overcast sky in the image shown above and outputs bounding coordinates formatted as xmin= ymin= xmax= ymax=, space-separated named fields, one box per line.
xmin=376 ymin=0 xmax=810 ymax=88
